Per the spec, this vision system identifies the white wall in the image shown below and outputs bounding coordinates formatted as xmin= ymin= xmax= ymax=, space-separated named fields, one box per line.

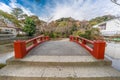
xmin=106 ymin=19 xmax=120 ymax=31
xmin=0 ymin=27 xmax=17 ymax=36
xmin=93 ymin=19 xmax=120 ymax=36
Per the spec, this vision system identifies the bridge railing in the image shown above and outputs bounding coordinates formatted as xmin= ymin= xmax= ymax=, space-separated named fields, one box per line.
xmin=14 ymin=35 xmax=50 ymax=59
xmin=69 ymin=35 xmax=106 ymax=59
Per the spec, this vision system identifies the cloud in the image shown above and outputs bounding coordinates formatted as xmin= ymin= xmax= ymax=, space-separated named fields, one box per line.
xmin=42 ymin=0 xmax=120 ymax=21
xmin=9 ymin=0 xmax=17 ymax=8
xmin=9 ymin=0 xmax=34 ymax=16
xmin=0 ymin=0 xmax=34 ymax=16
xmin=0 ymin=0 xmax=120 ymax=21
xmin=0 ymin=2 xmax=12 ymax=13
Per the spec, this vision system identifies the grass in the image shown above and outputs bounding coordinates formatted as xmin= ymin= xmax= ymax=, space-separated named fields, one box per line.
xmin=0 ymin=64 xmax=6 ymax=69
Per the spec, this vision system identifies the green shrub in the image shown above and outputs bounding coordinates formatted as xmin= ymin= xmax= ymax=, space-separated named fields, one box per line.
xmin=23 ymin=17 xmax=36 ymax=36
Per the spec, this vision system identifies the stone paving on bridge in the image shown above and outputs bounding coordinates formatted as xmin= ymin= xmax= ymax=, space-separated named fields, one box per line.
xmin=28 ymin=39 xmax=90 ymax=56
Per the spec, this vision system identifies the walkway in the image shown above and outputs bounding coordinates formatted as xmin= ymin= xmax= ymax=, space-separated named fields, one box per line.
xmin=28 ymin=39 xmax=90 ymax=56
xmin=0 ymin=39 xmax=120 ymax=80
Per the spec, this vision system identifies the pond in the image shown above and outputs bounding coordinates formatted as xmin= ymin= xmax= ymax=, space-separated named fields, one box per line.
xmin=0 ymin=52 xmax=14 ymax=63
xmin=106 ymin=55 xmax=120 ymax=71
xmin=0 ymin=43 xmax=13 ymax=54
xmin=105 ymin=41 xmax=120 ymax=71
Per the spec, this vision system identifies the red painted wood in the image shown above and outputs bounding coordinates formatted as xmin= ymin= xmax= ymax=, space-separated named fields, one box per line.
xmin=69 ymin=36 xmax=106 ymax=59
xmin=93 ymin=41 xmax=106 ymax=59
xmin=14 ymin=40 xmax=26 ymax=58
xmin=14 ymin=35 xmax=50 ymax=59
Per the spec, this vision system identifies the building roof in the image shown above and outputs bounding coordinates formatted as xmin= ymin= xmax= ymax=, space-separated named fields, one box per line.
xmin=93 ymin=17 xmax=120 ymax=27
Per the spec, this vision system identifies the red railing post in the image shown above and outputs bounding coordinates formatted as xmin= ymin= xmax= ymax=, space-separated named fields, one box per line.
xmin=47 ymin=36 xmax=50 ymax=40
xmin=14 ymin=40 xmax=26 ymax=59
xmin=44 ymin=36 xmax=46 ymax=41
xmin=45 ymin=36 xmax=48 ymax=40
xmin=72 ymin=36 xmax=74 ymax=41
xmin=33 ymin=39 xmax=37 ymax=46
xmin=93 ymin=40 xmax=106 ymax=59
xmin=14 ymin=35 xmax=50 ymax=59
xmin=46 ymin=36 xmax=50 ymax=40
xmin=69 ymin=36 xmax=72 ymax=41
xmin=42 ymin=36 xmax=45 ymax=41
xmin=73 ymin=36 xmax=75 ymax=41
xmin=40 ymin=36 xmax=43 ymax=42
xmin=82 ymin=40 xmax=86 ymax=44
xmin=76 ymin=37 xmax=79 ymax=43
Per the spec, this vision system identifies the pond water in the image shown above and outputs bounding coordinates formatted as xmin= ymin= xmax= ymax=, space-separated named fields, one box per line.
xmin=105 ymin=42 xmax=120 ymax=71
xmin=0 ymin=52 xmax=14 ymax=63
xmin=106 ymin=55 xmax=120 ymax=71
xmin=105 ymin=42 xmax=120 ymax=59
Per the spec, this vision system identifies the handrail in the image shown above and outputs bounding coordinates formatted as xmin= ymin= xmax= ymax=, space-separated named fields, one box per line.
xmin=69 ymin=35 xmax=106 ymax=59
xmin=78 ymin=37 xmax=94 ymax=44
xmin=25 ymin=35 xmax=44 ymax=43
xmin=14 ymin=35 xmax=50 ymax=59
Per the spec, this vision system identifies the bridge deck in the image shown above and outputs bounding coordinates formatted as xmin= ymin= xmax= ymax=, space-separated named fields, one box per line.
xmin=28 ymin=39 xmax=90 ymax=56
xmin=1 ymin=39 xmax=120 ymax=80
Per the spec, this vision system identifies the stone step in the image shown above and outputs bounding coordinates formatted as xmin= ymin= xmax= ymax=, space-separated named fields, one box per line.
xmin=0 ymin=65 xmax=120 ymax=80
xmin=7 ymin=56 xmax=112 ymax=66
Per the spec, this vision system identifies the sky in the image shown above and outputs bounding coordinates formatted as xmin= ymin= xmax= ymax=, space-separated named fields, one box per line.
xmin=0 ymin=0 xmax=120 ymax=21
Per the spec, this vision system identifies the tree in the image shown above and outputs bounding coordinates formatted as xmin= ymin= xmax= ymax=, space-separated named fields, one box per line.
xmin=29 ymin=15 xmax=41 ymax=25
xmin=11 ymin=8 xmax=23 ymax=19
xmin=111 ymin=0 xmax=120 ymax=30
xmin=21 ymin=14 xmax=28 ymax=19
xmin=23 ymin=17 xmax=36 ymax=36
xmin=111 ymin=0 xmax=120 ymax=6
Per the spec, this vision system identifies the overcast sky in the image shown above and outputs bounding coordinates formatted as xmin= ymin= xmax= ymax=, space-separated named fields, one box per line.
xmin=0 ymin=0 xmax=120 ymax=21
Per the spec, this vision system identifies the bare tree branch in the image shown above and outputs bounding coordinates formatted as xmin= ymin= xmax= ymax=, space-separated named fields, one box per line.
xmin=111 ymin=0 xmax=120 ymax=6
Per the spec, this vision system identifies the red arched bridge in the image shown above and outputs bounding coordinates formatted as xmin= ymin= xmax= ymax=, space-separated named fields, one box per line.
xmin=1 ymin=35 xmax=120 ymax=80
xmin=14 ymin=35 xmax=106 ymax=59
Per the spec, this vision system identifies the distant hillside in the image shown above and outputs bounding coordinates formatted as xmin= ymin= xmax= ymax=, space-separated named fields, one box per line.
xmin=42 ymin=15 xmax=115 ymax=38
xmin=0 ymin=19 xmax=6 ymax=27
xmin=0 ymin=10 xmax=21 ymax=27
xmin=0 ymin=9 xmax=115 ymax=39
xmin=45 ymin=15 xmax=114 ymax=32
xmin=89 ymin=15 xmax=115 ymax=27
xmin=0 ymin=10 xmax=46 ymax=32
xmin=42 ymin=17 xmax=80 ymax=37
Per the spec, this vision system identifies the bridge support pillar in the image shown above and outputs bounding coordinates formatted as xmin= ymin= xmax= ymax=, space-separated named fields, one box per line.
xmin=14 ymin=40 xmax=26 ymax=58
xmin=93 ymin=41 xmax=106 ymax=59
